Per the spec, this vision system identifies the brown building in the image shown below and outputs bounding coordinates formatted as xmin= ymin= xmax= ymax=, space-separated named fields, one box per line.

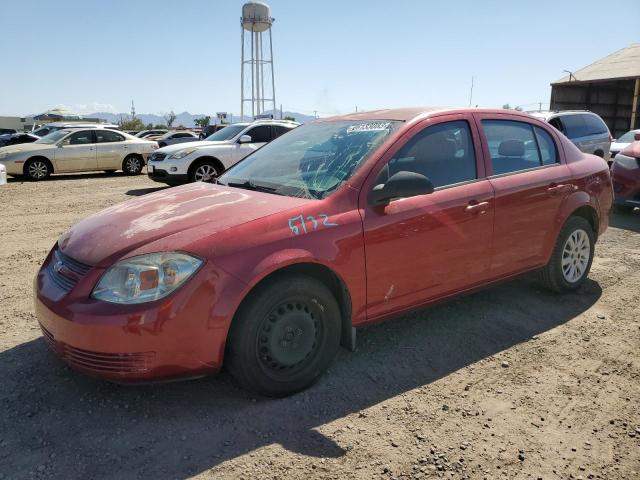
xmin=550 ymin=44 xmax=640 ymax=137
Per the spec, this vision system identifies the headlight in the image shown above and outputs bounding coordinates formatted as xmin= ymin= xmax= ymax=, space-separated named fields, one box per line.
xmin=169 ymin=148 xmax=196 ymax=159
xmin=92 ymin=252 xmax=203 ymax=304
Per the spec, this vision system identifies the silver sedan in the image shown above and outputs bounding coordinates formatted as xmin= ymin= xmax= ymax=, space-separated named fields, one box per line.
xmin=0 ymin=128 xmax=158 ymax=180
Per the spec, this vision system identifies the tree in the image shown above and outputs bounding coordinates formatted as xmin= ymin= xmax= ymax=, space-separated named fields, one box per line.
xmin=153 ymin=124 xmax=167 ymax=129
xmin=194 ymin=116 xmax=211 ymax=128
xmin=284 ymin=115 xmax=296 ymax=121
xmin=164 ymin=111 xmax=176 ymax=129
xmin=502 ymin=104 xmax=523 ymax=112
xmin=119 ymin=117 xmax=145 ymax=131
xmin=146 ymin=123 xmax=153 ymax=129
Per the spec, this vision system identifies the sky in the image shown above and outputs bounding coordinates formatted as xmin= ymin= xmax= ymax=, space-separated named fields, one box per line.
xmin=1 ymin=0 xmax=638 ymax=118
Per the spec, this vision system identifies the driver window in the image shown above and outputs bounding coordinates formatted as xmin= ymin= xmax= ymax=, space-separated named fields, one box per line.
xmin=68 ymin=131 xmax=94 ymax=145
xmin=384 ymin=120 xmax=477 ymax=188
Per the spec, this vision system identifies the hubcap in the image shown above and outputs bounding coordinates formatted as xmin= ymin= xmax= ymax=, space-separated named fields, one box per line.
xmin=29 ymin=161 xmax=47 ymax=179
xmin=194 ymin=165 xmax=218 ymax=182
xmin=257 ymin=302 xmax=319 ymax=373
xmin=126 ymin=157 xmax=140 ymax=172
xmin=561 ymin=229 xmax=590 ymax=283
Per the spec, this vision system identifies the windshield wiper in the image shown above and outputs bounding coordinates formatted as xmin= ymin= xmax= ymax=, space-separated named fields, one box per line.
xmin=222 ymin=179 xmax=284 ymax=196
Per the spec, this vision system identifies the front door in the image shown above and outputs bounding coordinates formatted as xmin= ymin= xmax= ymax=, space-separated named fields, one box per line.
xmin=361 ymin=116 xmax=495 ymax=320
xmin=475 ymin=114 xmax=573 ymax=276
xmin=233 ymin=125 xmax=272 ymax=163
xmin=96 ymin=130 xmax=127 ymax=169
xmin=54 ymin=130 xmax=97 ymax=172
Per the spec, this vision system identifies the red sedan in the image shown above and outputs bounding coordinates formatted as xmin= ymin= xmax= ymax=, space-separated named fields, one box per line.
xmin=35 ymin=108 xmax=612 ymax=396
xmin=610 ymin=140 xmax=640 ymax=214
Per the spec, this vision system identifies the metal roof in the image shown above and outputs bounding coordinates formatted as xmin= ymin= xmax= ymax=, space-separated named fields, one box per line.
xmin=552 ymin=43 xmax=640 ymax=85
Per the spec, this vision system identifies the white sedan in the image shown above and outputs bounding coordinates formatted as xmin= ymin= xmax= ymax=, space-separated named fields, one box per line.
xmin=0 ymin=128 xmax=158 ymax=180
xmin=147 ymin=120 xmax=298 ymax=185
xmin=610 ymin=129 xmax=640 ymax=160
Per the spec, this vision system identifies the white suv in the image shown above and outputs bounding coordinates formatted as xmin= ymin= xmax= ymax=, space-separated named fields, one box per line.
xmin=147 ymin=120 xmax=299 ymax=185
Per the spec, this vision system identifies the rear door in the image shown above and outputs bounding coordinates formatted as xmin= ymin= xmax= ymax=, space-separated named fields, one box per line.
xmin=475 ymin=113 xmax=573 ymax=276
xmin=96 ymin=130 xmax=127 ymax=169
xmin=361 ymin=114 xmax=495 ymax=319
xmin=53 ymin=130 xmax=97 ymax=172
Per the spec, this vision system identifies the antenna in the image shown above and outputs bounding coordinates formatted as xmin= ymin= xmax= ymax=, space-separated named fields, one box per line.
xmin=468 ymin=76 xmax=474 ymax=107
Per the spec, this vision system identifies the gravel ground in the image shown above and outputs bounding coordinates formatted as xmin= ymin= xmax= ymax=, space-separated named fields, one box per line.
xmin=0 ymin=172 xmax=639 ymax=480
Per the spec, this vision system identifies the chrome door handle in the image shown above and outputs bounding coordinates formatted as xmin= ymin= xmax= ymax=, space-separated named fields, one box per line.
xmin=465 ymin=201 xmax=489 ymax=213
xmin=547 ymin=183 xmax=572 ymax=193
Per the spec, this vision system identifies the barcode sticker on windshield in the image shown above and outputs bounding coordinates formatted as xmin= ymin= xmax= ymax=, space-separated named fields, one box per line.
xmin=346 ymin=121 xmax=391 ymax=133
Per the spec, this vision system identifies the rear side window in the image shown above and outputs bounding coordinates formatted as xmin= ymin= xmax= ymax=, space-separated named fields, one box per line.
xmin=534 ymin=127 xmax=558 ymax=165
xmin=558 ymin=115 xmax=587 ymax=139
xmin=68 ymin=131 xmax=94 ymax=145
xmin=174 ymin=133 xmax=193 ymax=138
xmin=483 ymin=120 xmax=558 ymax=175
xmin=273 ymin=125 xmax=293 ymax=138
xmin=96 ymin=130 xmax=125 ymax=143
xmin=386 ymin=120 xmax=477 ymax=188
xmin=583 ymin=114 xmax=608 ymax=135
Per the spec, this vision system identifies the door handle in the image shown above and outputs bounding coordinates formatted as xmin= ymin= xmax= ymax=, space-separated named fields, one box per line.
xmin=123 ymin=145 xmax=129 ymax=149
xmin=465 ymin=201 xmax=489 ymax=213
xmin=547 ymin=183 xmax=572 ymax=194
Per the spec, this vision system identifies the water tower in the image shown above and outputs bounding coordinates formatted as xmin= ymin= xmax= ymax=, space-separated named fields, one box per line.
xmin=240 ymin=2 xmax=276 ymax=119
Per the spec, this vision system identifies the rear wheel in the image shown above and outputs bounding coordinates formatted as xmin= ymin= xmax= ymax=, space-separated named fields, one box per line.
xmin=24 ymin=158 xmax=51 ymax=181
xmin=226 ymin=275 xmax=341 ymax=397
xmin=122 ymin=155 xmax=143 ymax=175
xmin=190 ymin=160 xmax=221 ymax=183
xmin=539 ymin=216 xmax=595 ymax=292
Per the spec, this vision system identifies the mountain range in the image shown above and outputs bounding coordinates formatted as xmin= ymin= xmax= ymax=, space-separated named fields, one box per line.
xmin=88 ymin=110 xmax=316 ymax=127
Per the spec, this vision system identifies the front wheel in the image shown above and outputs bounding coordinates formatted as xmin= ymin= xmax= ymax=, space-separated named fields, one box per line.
xmin=539 ymin=216 xmax=595 ymax=292
xmin=122 ymin=155 xmax=143 ymax=175
xmin=226 ymin=275 xmax=342 ymax=397
xmin=190 ymin=161 xmax=221 ymax=183
xmin=24 ymin=158 xmax=51 ymax=181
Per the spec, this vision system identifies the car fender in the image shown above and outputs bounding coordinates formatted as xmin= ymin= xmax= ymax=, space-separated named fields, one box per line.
xmin=543 ymin=190 xmax=597 ymax=264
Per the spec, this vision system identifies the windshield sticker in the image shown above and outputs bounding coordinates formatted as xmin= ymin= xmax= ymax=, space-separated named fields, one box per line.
xmin=346 ymin=121 xmax=391 ymax=134
xmin=288 ymin=214 xmax=338 ymax=236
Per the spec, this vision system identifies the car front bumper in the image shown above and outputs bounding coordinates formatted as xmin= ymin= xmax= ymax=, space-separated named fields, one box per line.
xmin=611 ymin=157 xmax=640 ymax=206
xmin=147 ymin=156 xmax=192 ymax=184
xmin=0 ymin=159 xmax=25 ymax=176
xmin=34 ymin=247 xmax=246 ymax=382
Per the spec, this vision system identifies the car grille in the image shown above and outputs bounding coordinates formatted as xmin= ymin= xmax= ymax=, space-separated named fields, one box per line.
xmin=40 ymin=325 xmax=155 ymax=374
xmin=150 ymin=152 xmax=166 ymax=162
xmin=46 ymin=248 xmax=92 ymax=292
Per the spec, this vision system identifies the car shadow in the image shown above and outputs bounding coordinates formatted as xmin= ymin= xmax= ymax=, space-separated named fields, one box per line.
xmin=609 ymin=210 xmax=640 ymax=233
xmin=0 ymin=276 xmax=602 ymax=479
xmin=6 ymin=171 xmax=141 ymax=183
xmin=125 ymin=186 xmax=171 ymax=196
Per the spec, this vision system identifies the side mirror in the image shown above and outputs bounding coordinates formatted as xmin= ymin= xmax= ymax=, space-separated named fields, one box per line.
xmin=368 ymin=171 xmax=434 ymax=206
xmin=238 ymin=135 xmax=252 ymax=144
xmin=58 ymin=139 xmax=69 ymax=147
xmin=634 ymin=133 xmax=640 ymax=141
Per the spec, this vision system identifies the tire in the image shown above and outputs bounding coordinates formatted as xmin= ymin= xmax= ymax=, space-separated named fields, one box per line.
xmin=539 ymin=216 xmax=595 ymax=293
xmin=122 ymin=155 xmax=143 ymax=175
xmin=613 ymin=204 xmax=634 ymax=214
xmin=24 ymin=157 xmax=51 ymax=181
xmin=189 ymin=160 xmax=222 ymax=183
xmin=226 ymin=275 xmax=342 ymax=397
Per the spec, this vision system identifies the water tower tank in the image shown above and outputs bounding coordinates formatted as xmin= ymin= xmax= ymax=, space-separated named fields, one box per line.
xmin=242 ymin=2 xmax=272 ymax=32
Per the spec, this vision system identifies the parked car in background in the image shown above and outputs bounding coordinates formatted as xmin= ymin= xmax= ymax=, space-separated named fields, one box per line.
xmin=148 ymin=119 xmax=298 ymax=185
xmin=35 ymin=107 xmax=611 ymax=396
xmin=0 ymin=132 xmax=39 ymax=147
xmin=0 ymin=128 xmax=157 ymax=180
xmin=531 ymin=111 xmax=611 ymax=161
xmin=136 ymin=129 xmax=168 ymax=139
xmin=0 ymin=128 xmax=17 ymax=135
xmin=156 ymin=130 xmax=199 ymax=148
xmin=610 ymin=140 xmax=640 ymax=214
xmin=31 ymin=122 xmax=120 ymax=138
xmin=610 ymin=129 xmax=640 ymax=160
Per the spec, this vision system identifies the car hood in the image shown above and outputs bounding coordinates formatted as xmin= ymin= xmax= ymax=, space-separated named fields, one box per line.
xmin=155 ymin=140 xmax=230 ymax=154
xmin=58 ymin=182 xmax=311 ymax=266
xmin=0 ymin=142 xmax=52 ymax=155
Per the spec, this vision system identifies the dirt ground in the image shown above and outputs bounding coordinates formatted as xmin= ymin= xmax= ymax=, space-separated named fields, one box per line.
xmin=0 ymin=172 xmax=639 ymax=480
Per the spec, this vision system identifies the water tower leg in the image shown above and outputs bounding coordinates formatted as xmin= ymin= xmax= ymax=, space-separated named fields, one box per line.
xmin=240 ymin=25 xmax=245 ymax=119
xmin=269 ymin=28 xmax=276 ymax=117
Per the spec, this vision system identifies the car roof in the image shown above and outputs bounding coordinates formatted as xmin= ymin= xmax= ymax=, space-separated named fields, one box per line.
xmin=319 ymin=107 xmax=545 ymax=123
xmin=529 ymin=110 xmax=601 ymax=120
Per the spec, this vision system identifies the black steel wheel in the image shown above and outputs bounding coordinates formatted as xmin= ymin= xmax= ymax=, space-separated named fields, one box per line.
xmin=226 ymin=275 xmax=341 ymax=396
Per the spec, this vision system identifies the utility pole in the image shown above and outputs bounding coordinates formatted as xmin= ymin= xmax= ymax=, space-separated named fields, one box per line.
xmin=131 ymin=100 xmax=135 ymax=119
xmin=355 ymin=106 xmax=358 ymax=113
xmin=538 ymin=102 xmax=542 ymax=112
xmin=280 ymin=104 xmax=283 ymax=119
xmin=313 ymin=110 xmax=318 ymax=119
xmin=468 ymin=76 xmax=474 ymax=107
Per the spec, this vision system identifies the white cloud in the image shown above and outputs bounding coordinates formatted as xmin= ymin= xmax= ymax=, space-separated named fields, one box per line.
xmin=51 ymin=102 xmax=120 ymax=115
